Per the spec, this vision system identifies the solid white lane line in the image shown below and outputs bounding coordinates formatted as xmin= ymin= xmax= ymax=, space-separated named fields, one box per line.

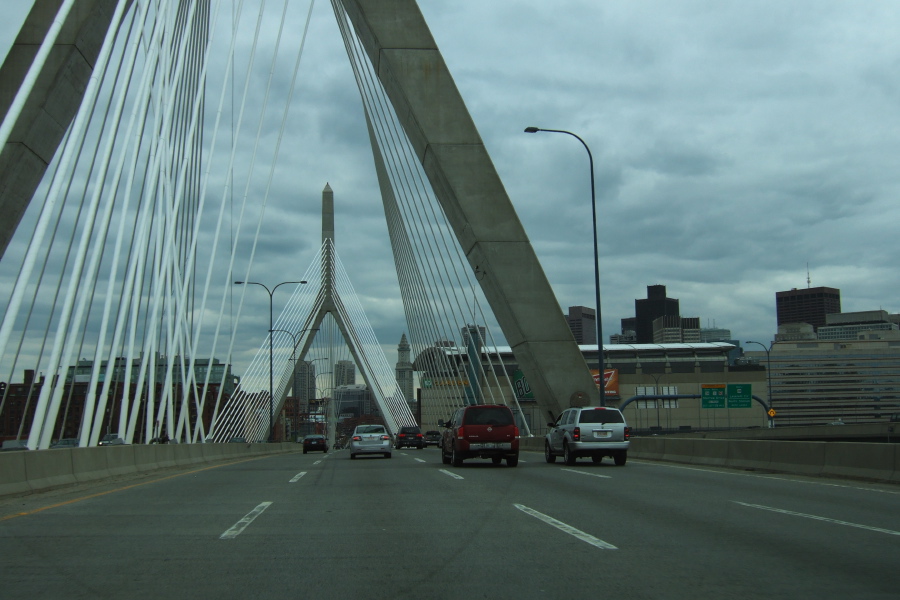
xmin=734 ymin=502 xmax=900 ymax=536
xmin=514 ymin=504 xmax=618 ymax=550
xmin=562 ymin=468 xmax=612 ymax=479
xmin=220 ymin=502 xmax=273 ymax=539
xmin=289 ymin=472 xmax=306 ymax=483
xmin=439 ymin=469 xmax=464 ymax=480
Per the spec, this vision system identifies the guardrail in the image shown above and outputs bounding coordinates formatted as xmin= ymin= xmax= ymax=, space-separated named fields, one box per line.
xmin=519 ymin=436 xmax=899 ymax=483
xmin=0 ymin=442 xmax=301 ymax=497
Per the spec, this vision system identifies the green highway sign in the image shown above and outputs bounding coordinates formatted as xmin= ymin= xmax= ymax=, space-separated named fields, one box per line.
xmin=701 ymin=384 xmax=727 ymax=409
xmin=702 ymin=383 xmax=753 ymax=408
xmin=727 ymin=384 xmax=752 ymax=408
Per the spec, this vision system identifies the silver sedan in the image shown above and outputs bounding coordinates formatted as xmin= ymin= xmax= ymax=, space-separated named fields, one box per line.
xmin=349 ymin=424 xmax=392 ymax=459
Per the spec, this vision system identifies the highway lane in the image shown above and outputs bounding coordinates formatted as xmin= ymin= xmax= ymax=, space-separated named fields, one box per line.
xmin=0 ymin=448 xmax=897 ymax=599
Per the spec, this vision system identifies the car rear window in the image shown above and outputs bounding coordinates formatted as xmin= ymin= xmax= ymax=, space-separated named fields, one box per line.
xmin=357 ymin=425 xmax=386 ymax=434
xmin=463 ymin=406 xmax=513 ymax=426
xmin=579 ymin=409 xmax=624 ymax=424
xmin=400 ymin=426 xmax=421 ymax=434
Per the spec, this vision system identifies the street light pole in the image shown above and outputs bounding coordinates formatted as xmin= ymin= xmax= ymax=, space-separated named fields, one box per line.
xmin=525 ymin=126 xmax=604 ymax=406
xmin=234 ymin=280 xmax=306 ymax=442
xmin=745 ymin=340 xmax=773 ymax=427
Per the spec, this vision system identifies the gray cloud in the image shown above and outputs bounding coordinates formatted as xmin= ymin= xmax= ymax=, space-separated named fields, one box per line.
xmin=3 ymin=0 xmax=900 ymax=379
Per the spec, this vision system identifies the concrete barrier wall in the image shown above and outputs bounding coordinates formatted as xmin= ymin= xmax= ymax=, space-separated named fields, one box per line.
xmin=0 ymin=452 xmax=30 ymax=496
xmin=630 ymin=437 xmax=897 ymax=482
xmin=0 ymin=442 xmax=301 ymax=497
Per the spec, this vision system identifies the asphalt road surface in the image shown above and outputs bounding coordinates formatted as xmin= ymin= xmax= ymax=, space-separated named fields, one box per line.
xmin=1 ymin=448 xmax=897 ymax=599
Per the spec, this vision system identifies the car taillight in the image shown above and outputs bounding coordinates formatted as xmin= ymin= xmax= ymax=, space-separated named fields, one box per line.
xmin=381 ymin=435 xmax=391 ymax=440
xmin=624 ymin=427 xmax=630 ymax=440
xmin=352 ymin=436 xmax=361 ymax=441
xmin=457 ymin=426 xmax=465 ymax=438
xmin=514 ymin=426 xmax=519 ymax=437
xmin=573 ymin=426 xmax=580 ymax=441
xmin=398 ymin=433 xmax=406 ymax=438
xmin=415 ymin=433 xmax=423 ymax=438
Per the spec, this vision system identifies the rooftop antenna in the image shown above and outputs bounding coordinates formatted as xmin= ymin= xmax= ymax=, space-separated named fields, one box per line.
xmin=806 ymin=262 xmax=811 ymax=288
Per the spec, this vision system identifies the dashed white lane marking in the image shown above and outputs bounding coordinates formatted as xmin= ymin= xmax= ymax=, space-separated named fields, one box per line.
xmin=439 ymin=469 xmax=464 ymax=480
xmin=561 ymin=468 xmax=612 ymax=479
xmin=734 ymin=502 xmax=900 ymax=536
xmin=514 ymin=504 xmax=618 ymax=550
xmin=220 ymin=502 xmax=273 ymax=539
xmin=414 ymin=458 xmax=427 ymax=463
xmin=289 ymin=472 xmax=306 ymax=483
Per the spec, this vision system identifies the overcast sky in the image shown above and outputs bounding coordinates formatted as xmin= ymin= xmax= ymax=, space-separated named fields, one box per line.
xmin=3 ymin=1 xmax=900 ymax=375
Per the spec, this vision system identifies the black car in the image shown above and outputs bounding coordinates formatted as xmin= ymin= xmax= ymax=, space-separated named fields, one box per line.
xmin=395 ymin=426 xmax=424 ymax=449
xmin=302 ymin=434 xmax=328 ymax=454
xmin=423 ymin=430 xmax=441 ymax=447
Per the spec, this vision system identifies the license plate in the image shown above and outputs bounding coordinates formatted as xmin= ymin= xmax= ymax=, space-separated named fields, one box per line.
xmin=593 ymin=430 xmax=611 ymax=438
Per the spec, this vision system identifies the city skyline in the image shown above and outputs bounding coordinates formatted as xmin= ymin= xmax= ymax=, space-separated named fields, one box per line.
xmin=2 ymin=2 xmax=898 ymax=377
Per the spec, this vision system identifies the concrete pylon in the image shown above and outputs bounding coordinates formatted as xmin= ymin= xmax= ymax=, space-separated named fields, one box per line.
xmin=285 ymin=183 xmax=416 ymax=436
xmin=0 ymin=0 xmax=123 ymax=259
xmin=339 ymin=0 xmax=600 ymax=419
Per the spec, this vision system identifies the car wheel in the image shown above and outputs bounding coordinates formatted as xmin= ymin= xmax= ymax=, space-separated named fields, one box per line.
xmin=544 ymin=441 xmax=556 ymax=463
xmin=385 ymin=453 xmax=392 ymax=459
xmin=350 ymin=453 xmax=356 ymax=460
xmin=507 ymin=454 xmax=519 ymax=467
xmin=303 ymin=449 xmax=307 ymax=454
xmin=563 ymin=441 xmax=576 ymax=465
xmin=614 ymin=450 xmax=627 ymax=466
xmin=451 ymin=445 xmax=463 ymax=467
xmin=441 ymin=445 xmax=451 ymax=464
xmin=592 ymin=454 xmax=602 ymax=463
xmin=491 ymin=456 xmax=502 ymax=465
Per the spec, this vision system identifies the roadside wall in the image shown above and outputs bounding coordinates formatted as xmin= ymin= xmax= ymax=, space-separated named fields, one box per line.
xmin=519 ymin=436 xmax=898 ymax=483
xmin=0 ymin=442 xmax=300 ymax=497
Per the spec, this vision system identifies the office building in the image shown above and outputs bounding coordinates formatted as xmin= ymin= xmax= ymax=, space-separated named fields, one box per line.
xmin=334 ymin=360 xmax=356 ymax=386
xmin=775 ymin=286 xmax=841 ymax=332
xmin=758 ymin=338 xmax=900 ymax=425
xmin=635 ymin=285 xmax=680 ymax=343
xmin=816 ymin=310 xmax=900 ymax=340
xmin=565 ymin=306 xmax=597 ymax=344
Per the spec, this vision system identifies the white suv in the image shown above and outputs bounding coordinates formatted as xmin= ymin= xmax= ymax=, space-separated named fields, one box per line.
xmin=545 ymin=406 xmax=630 ymax=466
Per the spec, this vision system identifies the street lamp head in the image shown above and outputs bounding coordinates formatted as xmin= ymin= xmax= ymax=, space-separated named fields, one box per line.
xmin=524 ymin=126 xmax=540 ymax=133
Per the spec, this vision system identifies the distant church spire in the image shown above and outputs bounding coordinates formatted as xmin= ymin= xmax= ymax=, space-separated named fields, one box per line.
xmin=396 ymin=333 xmax=413 ymax=404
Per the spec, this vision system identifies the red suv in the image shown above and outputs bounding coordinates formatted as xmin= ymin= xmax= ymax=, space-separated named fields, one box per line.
xmin=439 ymin=404 xmax=519 ymax=467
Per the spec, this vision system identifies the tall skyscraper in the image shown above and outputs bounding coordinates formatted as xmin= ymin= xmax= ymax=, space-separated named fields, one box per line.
xmin=565 ymin=306 xmax=597 ymax=344
xmin=635 ymin=285 xmax=680 ymax=343
xmin=395 ymin=333 xmax=414 ymax=402
xmin=775 ymin=287 xmax=841 ymax=332
xmin=334 ymin=360 xmax=356 ymax=386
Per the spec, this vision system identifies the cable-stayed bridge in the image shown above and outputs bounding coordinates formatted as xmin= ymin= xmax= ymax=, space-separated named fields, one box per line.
xmin=0 ymin=0 xmax=600 ymax=449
